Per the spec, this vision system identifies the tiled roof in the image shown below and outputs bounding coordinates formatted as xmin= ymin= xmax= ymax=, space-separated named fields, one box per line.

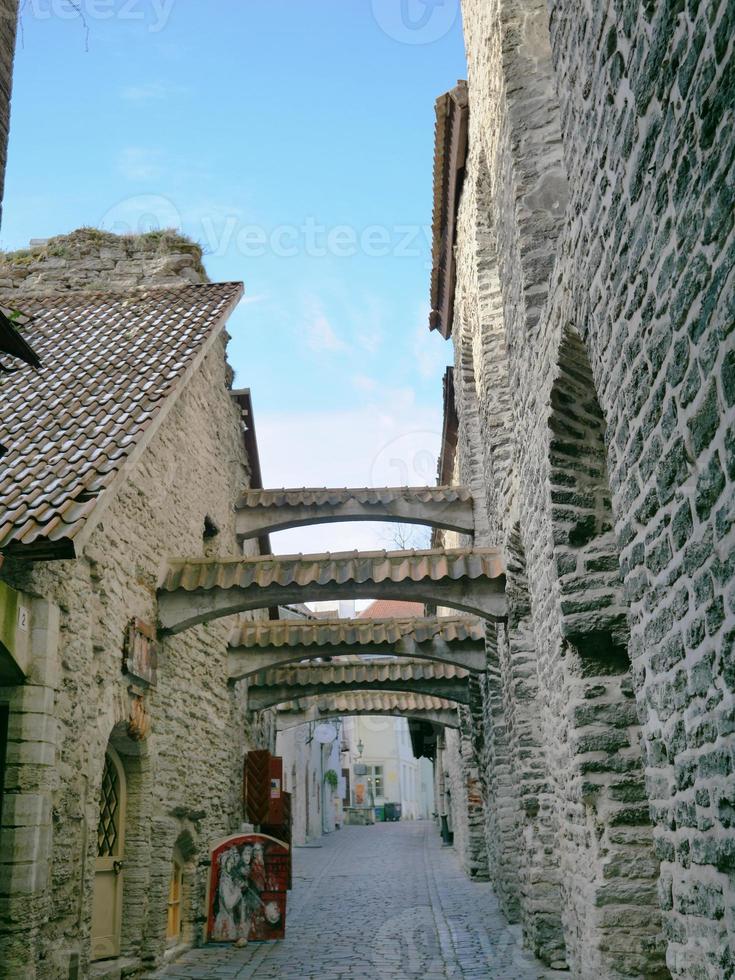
xmin=278 ymin=692 xmax=458 ymax=714
xmin=359 ymin=599 xmax=425 ymax=619
xmin=236 ymin=486 xmax=471 ymax=508
xmin=0 ymin=309 xmax=41 ymax=368
xmin=429 ymin=81 xmax=468 ymax=338
xmin=253 ymin=658 xmax=469 ymax=688
xmin=0 ymin=282 xmax=243 ymax=557
xmin=161 ymin=548 xmax=505 ymax=592
xmin=229 ymin=616 xmax=484 ymax=650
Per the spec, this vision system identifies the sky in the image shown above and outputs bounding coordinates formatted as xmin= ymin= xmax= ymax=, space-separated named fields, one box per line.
xmin=3 ymin=0 xmax=467 ymax=556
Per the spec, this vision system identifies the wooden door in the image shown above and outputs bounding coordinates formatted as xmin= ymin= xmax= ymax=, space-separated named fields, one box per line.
xmin=92 ymin=747 xmax=126 ymax=961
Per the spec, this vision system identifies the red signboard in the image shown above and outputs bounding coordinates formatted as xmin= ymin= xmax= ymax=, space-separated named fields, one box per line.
xmin=208 ymin=833 xmax=290 ymax=943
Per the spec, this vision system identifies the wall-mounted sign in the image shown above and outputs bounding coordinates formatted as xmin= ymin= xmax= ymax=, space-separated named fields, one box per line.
xmin=208 ymin=834 xmax=290 ymax=943
xmin=17 ymin=605 xmax=29 ymax=632
xmin=123 ymin=618 xmax=158 ymax=687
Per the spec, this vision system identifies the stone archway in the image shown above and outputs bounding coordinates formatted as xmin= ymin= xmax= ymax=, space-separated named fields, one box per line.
xmin=158 ymin=548 xmax=506 ymax=634
xmin=546 ymin=325 xmax=668 ymax=977
xmin=90 ymin=722 xmax=152 ymax=968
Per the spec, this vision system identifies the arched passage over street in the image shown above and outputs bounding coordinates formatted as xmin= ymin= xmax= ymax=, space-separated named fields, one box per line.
xmin=227 ymin=616 xmax=488 ymax=679
xmin=158 ymin=548 xmax=506 ymax=634
xmin=274 ymin=691 xmax=460 ymax=731
xmin=235 ymin=486 xmax=475 ymax=539
xmin=246 ymin=658 xmax=470 ymax=711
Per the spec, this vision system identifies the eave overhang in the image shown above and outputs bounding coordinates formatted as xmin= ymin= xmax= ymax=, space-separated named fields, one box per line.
xmin=429 ymin=81 xmax=468 ymax=340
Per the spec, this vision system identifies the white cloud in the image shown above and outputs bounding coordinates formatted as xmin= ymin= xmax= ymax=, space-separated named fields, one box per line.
xmin=306 ymin=310 xmax=347 ymax=352
xmin=352 ymin=374 xmax=378 ymax=393
xmin=117 ymin=147 xmax=165 ymax=182
xmin=413 ymin=305 xmax=450 ymax=379
xmin=120 ymin=82 xmax=187 ymax=102
xmin=255 ymin=400 xmax=442 ymax=557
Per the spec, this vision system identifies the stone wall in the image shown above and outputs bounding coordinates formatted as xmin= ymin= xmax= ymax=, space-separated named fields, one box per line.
xmin=0 ymin=228 xmax=208 ymax=294
xmin=544 ymin=4 xmax=734 ymax=977
xmin=447 ymin=0 xmax=735 ymax=975
xmin=0 ymin=0 xmax=18 ymax=227
xmin=0 ymin=231 xmax=270 ymax=978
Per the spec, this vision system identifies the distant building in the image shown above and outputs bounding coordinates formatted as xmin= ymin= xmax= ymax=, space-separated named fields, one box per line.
xmin=276 ymin=720 xmax=343 ymax=844
xmin=340 ymin=600 xmax=434 ymax=821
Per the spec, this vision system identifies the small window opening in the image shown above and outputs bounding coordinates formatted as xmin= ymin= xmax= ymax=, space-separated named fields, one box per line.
xmin=203 ymin=515 xmax=220 ymax=540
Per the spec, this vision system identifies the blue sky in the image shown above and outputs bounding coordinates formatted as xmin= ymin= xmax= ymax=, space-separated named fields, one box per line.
xmin=4 ymin=0 xmax=466 ymax=554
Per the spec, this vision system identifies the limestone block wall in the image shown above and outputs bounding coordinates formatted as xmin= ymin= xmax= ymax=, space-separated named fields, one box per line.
xmin=453 ymin=0 xmax=733 ymax=975
xmin=0 ymin=231 xmax=270 ymax=978
xmin=544 ymin=4 xmax=735 ymax=977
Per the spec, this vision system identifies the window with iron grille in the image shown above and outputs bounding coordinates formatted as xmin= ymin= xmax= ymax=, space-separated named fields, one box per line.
xmin=97 ymin=753 xmax=121 ymax=857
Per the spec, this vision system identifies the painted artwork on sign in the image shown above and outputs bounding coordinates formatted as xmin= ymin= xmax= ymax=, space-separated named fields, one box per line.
xmin=208 ymin=834 xmax=290 ymax=943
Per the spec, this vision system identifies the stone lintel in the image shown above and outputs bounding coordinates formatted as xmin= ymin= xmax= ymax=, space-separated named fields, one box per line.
xmin=276 ymin=704 xmax=459 ymax=732
xmin=235 ymin=494 xmax=475 ymax=539
xmin=228 ymin=638 xmax=486 ymax=681
xmin=249 ymin=676 xmax=469 ymax=711
xmin=160 ymin=580 xmax=506 ymax=635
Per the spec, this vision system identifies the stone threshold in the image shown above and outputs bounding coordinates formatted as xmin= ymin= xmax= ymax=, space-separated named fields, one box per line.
xmin=90 ymin=957 xmax=142 ymax=980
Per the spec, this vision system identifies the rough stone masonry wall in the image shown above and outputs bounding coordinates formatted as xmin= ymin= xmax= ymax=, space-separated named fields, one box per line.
xmin=454 ymin=0 xmax=734 ymax=976
xmin=0 ymin=0 xmax=18 ymax=227
xmin=451 ymin=0 xmax=685 ymax=976
xmin=0 ymin=227 xmax=209 ymax=294
xmin=542 ymin=3 xmax=734 ymax=978
xmin=0 ymin=231 xmax=269 ymax=978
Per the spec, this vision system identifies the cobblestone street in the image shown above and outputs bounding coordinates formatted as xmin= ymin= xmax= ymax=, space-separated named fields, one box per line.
xmin=153 ymin=822 xmax=555 ymax=980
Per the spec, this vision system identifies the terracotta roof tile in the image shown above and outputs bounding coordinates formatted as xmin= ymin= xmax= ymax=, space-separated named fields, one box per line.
xmin=236 ymin=486 xmax=471 ymax=508
xmin=253 ymin=658 xmax=469 ymax=688
xmin=229 ymin=616 xmax=484 ymax=650
xmin=358 ymin=598 xmax=425 ymax=619
xmin=0 ymin=282 xmax=242 ymax=555
xmin=278 ymin=692 xmax=457 ymax=715
xmin=161 ymin=548 xmax=504 ymax=592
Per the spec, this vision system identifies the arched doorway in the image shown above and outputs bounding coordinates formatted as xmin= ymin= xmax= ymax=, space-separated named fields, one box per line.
xmin=91 ymin=746 xmax=126 ymax=961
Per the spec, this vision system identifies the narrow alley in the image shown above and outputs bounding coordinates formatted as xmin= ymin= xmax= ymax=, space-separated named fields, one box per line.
xmin=151 ymin=822 xmax=554 ymax=980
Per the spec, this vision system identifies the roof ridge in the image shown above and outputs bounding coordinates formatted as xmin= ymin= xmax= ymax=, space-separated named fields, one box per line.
xmin=3 ymin=280 xmax=244 ymax=305
xmin=167 ymin=546 xmax=499 ymax=564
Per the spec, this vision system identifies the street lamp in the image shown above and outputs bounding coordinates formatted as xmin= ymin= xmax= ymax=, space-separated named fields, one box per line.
xmin=357 ymin=739 xmax=364 ymax=758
